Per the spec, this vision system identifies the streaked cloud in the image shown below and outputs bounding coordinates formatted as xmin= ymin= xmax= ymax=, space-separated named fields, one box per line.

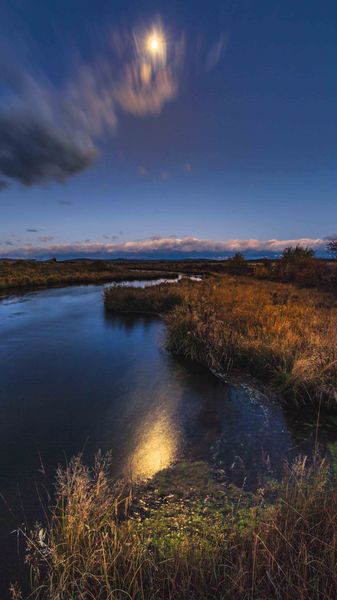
xmin=37 ymin=235 xmax=55 ymax=243
xmin=0 ymin=235 xmax=328 ymax=259
xmin=114 ymin=62 xmax=178 ymax=116
xmin=0 ymin=24 xmax=184 ymax=188
xmin=206 ymin=35 xmax=227 ymax=71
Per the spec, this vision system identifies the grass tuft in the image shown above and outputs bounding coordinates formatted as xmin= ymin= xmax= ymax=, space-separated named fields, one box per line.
xmin=19 ymin=454 xmax=337 ymax=600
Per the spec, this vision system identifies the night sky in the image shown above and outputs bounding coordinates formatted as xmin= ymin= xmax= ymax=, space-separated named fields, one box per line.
xmin=1 ymin=0 xmax=337 ymax=258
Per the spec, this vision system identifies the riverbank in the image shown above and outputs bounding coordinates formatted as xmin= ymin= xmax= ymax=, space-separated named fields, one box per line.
xmin=20 ymin=453 xmax=337 ymax=600
xmin=0 ymin=259 xmax=181 ymax=290
xmin=6 ymin=280 xmax=337 ymax=599
xmin=105 ymin=276 xmax=337 ymax=406
xmin=3 ymin=255 xmax=337 ymax=293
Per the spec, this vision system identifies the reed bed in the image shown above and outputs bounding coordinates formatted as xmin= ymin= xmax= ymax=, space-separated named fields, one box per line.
xmin=105 ymin=276 xmax=337 ymax=405
xmin=19 ymin=454 xmax=337 ymax=600
xmin=104 ymin=281 xmax=186 ymax=313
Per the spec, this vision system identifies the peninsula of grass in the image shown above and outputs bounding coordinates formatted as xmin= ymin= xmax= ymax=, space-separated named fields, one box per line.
xmin=104 ymin=280 xmax=186 ymax=313
xmin=20 ymin=454 xmax=337 ymax=600
xmin=104 ymin=276 xmax=337 ymax=405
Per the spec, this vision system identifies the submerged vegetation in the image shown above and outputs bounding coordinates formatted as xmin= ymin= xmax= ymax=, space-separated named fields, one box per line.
xmin=105 ymin=276 xmax=337 ymax=405
xmin=20 ymin=454 xmax=337 ymax=600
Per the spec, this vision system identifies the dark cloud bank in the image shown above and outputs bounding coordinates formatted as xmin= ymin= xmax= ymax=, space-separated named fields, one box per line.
xmin=0 ymin=116 xmax=95 ymax=185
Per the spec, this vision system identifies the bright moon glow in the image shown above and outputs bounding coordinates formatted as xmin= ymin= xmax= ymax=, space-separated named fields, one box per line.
xmin=150 ymin=37 xmax=159 ymax=51
xmin=145 ymin=28 xmax=166 ymax=61
xmin=127 ymin=409 xmax=178 ymax=480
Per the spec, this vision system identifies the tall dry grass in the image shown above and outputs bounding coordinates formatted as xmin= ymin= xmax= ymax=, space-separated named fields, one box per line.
xmin=104 ymin=281 xmax=186 ymax=313
xmin=19 ymin=454 xmax=337 ymax=600
xmin=0 ymin=260 xmax=178 ymax=291
xmin=168 ymin=278 xmax=337 ymax=404
xmin=105 ymin=276 xmax=337 ymax=405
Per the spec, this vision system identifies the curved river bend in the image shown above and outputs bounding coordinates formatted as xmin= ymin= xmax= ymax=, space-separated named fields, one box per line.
xmin=0 ymin=281 xmax=336 ymax=593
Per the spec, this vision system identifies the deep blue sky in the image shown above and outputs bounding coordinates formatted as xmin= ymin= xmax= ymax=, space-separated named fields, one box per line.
xmin=1 ymin=0 xmax=337 ymax=257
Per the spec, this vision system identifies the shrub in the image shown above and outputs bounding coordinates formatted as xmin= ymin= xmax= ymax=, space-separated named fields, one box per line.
xmin=225 ymin=252 xmax=250 ymax=275
xmin=276 ymin=246 xmax=316 ymax=284
xmin=327 ymin=239 xmax=337 ymax=260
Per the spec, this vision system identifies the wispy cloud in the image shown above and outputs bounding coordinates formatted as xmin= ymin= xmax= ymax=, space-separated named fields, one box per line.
xmin=0 ymin=24 xmax=184 ymax=188
xmin=206 ymin=35 xmax=227 ymax=71
xmin=0 ymin=235 xmax=328 ymax=259
xmin=0 ymin=22 xmax=229 ymax=190
xmin=37 ymin=235 xmax=55 ymax=243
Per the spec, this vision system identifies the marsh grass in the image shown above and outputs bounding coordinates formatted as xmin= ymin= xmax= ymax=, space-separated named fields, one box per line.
xmin=105 ymin=276 xmax=337 ymax=405
xmin=0 ymin=260 xmax=178 ymax=291
xmin=19 ymin=454 xmax=337 ymax=600
xmin=104 ymin=281 xmax=187 ymax=313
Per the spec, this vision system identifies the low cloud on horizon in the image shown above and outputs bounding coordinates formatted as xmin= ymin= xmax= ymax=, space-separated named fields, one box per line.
xmin=0 ymin=235 xmax=330 ymax=259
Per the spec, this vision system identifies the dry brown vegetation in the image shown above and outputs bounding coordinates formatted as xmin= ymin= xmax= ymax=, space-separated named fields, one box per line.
xmin=105 ymin=276 xmax=337 ymax=405
xmin=20 ymin=454 xmax=337 ymax=600
xmin=0 ymin=259 xmax=178 ymax=290
xmin=2 ymin=253 xmax=337 ymax=293
xmin=12 ymin=266 xmax=337 ymax=599
xmin=104 ymin=280 xmax=186 ymax=313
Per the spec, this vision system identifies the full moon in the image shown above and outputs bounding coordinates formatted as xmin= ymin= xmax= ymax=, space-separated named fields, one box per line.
xmin=150 ymin=37 xmax=159 ymax=51
xmin=145 ymin=28 xmax=166 ymax=60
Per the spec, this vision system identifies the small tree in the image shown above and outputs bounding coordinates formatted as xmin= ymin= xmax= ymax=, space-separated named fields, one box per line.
xmin=280 ymin=246 xmax=315 ymax=264
xmin=327 ymin=239 xmax=337 ymax=260
xmin=226 ymin=252 xmax=249 ymax=275
xmin=277 ymin=245 xmax=316 ymax=284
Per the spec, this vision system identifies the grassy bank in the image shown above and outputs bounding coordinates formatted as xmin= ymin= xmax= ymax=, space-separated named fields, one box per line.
xmin=19 ymin=454 xmax=337 ymax=600
xmin=104 ymin=280 xmax=187 ymax=313
xmin=3 ymin=255 xmax=337 ymax=293
xmin=105 ymin=276 xmax=337 ymax=405
xmin=0 ymin=259 xmax=179 ymax=291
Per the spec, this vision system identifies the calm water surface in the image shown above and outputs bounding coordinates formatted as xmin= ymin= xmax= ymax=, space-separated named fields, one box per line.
xmin=0 ymin=281 xmax=336 ymax=593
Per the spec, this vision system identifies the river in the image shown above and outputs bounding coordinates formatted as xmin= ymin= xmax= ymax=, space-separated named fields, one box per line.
xmin=0 ymin=280 xmax=336 ymax=594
